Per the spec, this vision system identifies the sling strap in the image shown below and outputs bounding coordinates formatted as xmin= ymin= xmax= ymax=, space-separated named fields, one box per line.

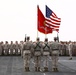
xmin=43 ymin=43 xmax=50 ymax=50
xmin=34 ymin=42 xmax=41 ymax=50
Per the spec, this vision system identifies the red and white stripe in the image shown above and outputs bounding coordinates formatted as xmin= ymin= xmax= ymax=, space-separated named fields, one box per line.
xmin=45 ymin=12 xmax=61 ymax=32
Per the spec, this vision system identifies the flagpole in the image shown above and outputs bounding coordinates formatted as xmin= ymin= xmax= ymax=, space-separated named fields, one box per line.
xmin=24 ymin=34 xmax=27 ymax=42
xmin=57 ymin=32 xmax=59 ymax=42
xmin=37 ymin=5 xmax=39 ymax=38
xmin=45 ymin=5 xmax=47 ymax=39
xmin=37 ymin=29 xmax=38 ymax=38
xmin=45 ymin=27 xmax=47 ymax=38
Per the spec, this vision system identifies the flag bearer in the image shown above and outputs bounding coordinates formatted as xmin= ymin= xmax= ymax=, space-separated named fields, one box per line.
xmin=42 ymin=38 xmax=51 ymax=72
xmin=23 ymin=36 xmax=32 ymax=71
xmin=51 ymin=37 xmax=60 ymax=72
xmin=33 ymin=37 xmax=42 ymax=71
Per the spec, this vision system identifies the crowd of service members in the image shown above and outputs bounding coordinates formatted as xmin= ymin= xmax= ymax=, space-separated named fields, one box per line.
xmin=0 ymin=41 xmax=22 ymax=56
xmin=59 ymin=41 xmax=76 ymax=56
xmin=0 ymin=40 xmax=76 ymax=56
xmin=0 ymin=38 xmax=75 ymax=72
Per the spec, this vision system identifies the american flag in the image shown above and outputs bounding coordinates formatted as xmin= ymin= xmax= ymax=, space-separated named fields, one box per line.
xmin=45 ymin=5 xmax=61 ymax=32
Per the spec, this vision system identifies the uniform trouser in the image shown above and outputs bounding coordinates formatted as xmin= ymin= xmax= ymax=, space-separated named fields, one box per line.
xmin=4 ymin=49 xmax=9 ymax=55
xmin=10 ymin=49 xmax=14 ymax=55
xmin=60 ymin=50 xmax=63 ymax=56
xmin=34 ymin=56 xmax=41 ymax=67
xmin=62 ymin=49 xmax=66 ymax=56
xmin=15 ymin=49 xmax=19 ymax=55
xmin=43 ymin=55 xmax=49 ymax=67
xmin=2 ymin=49 xmax=4 ymax=55
xmin=73 ymin=49 xmax=76 ymax=56
xmin=69 ymin=49 xmax=72 ymax=58
xmin=60 ymin=49 xmax=66 ymax=56
xmin=0 ymin=49 xmax=2 ymax=55
xmin=51 ymin=51 xmax=59 ymax=68
xmin=66 ymin=50 xmax=69 ymax=56
xmin=21 ymin=49 xmax=23 ymax=57
xmin=17 ymin=49 xmax=21 ymax=55
xmin=23 ymin=52 xmax=31 ymax=67
xmin=18 ymin=49 xmax=21 ymax=55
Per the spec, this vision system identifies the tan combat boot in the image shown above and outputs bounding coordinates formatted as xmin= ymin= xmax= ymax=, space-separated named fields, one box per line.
xmin=25 ymin=67 xmax=27 ymax=71
xmin=52 ymin=68 xmax=55 ymax=72
xmin=35 ymin=67 xmax=37 ymax=71
xmin=25 ymin=67 xmax=30 ymax=72
xmin=69 ymin=58 xmax=72 ymax=60
xmin=44 ymin=67 xmax=48 ymax=72
xmin=38 ymin=67 xmax=40 ymax=72
xmin=27 ymin=67 xmax=30 ymax=71
xmin=55 ymin=68 xmax=58 ymax=72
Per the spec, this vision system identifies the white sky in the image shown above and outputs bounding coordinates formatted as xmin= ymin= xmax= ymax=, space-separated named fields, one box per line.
xmin=0 ymin=0 xmax=76 ymax=42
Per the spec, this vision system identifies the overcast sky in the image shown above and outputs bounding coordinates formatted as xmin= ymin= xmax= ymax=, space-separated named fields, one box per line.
xmin=0 ymin=0 xmax=76 ymax=42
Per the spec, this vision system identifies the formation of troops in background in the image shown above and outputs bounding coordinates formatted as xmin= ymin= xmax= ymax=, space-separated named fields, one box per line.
xmin=0 ymin=37 xmax=76 ymax=72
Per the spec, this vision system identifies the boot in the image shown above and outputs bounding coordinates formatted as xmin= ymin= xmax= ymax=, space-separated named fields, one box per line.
xmin=25 ymin=67 xmax=30 ymax=72
xmin=52 ymin=68 xmax=55 ymax=72
xmin=44 ymin=67 xmax=48 ymax=72
xmin=27 ymin=67 xmax=30 ymax=71
xmin=35 ymin=67 xmax=37 ymax=71
xmin=25 ymin=67 xmax=27 ymax=71
xmin=69 ymin=58 xmax=72 ymax=60
xmin=55 ymin=68 xmax=58 ymax=72
xmin=38 ymin=67 xmax=40 ymax=72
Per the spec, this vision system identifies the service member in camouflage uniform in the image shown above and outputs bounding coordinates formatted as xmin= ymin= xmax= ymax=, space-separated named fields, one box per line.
xmin=0 ymin=42 xmax=3 ymax=55
xmin=42 ymin=38 xmax=51 ymax=72
xmin=51 ymin=37 xmax=60 ymax=72
xmin=33 ymin=38 xmax=42 ymax=71
xmin=68 ymin=41 xmax=73 ymax=60
xmin=18 ymin=43 xmax=22 ymax=55
xmin=59 ymin=41 xmax=63 ymax=56
xmin=23 ymin=37 xmax=32 ymax=71
xmin=3 ymin=41 xmax=10 ymax=55
xmin=9 ymin=41 xmax=15 ymax=55
xmin=61 ymin=42 xmax=66 ymax=56
xmin=65 ymin=42 xmax=69 ymax=56
xmin=14 ymin=41 xmax=20 ymax=55
xmin=20 ymin=41 xmax=24 ymax=58
xmin=72 ymin=42 xmax=76 ymax=56
xmin=1 ymin=41 xmax=4 ymax=55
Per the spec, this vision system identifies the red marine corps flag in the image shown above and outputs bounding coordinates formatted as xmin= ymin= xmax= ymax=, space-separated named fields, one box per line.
xmin=37 ymin=5 xmax=52 ymax=35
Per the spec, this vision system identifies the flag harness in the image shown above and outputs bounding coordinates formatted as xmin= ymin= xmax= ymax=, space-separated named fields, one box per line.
xmin=43 ymin=43 xmax=50 ymax=50
xmin=34 ymin=42 xmax=41 ymax=50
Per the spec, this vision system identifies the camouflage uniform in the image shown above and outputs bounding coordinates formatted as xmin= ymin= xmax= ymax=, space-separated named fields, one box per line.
xmin=72 ymin=42 xmax=76 ymax=56
xmin=0 ymin=42 xmax=3 ymax=55
xmin=61 ymin=42 xmax=66 ymax=56
xmin=59 ymin=42 xmax=63 ymax=56
xmin=14 ymin=41 xmax=20 ymax=55
xmin=51 ymin=37 xmax=60 ymax=72
xmin=68 ymin=41 xmax=73 ymax=60
xmin=65 ymin=42 xmax=69 ymax=56
xmin=9 ymin=41 xmax=15 ymax=55
xmin=3 ymin=41 xmax=10 ymax=55
xmin=23 ymin=37 xmax=32 ymax=71
xmin=42 ymin=38 xmax=51 ymax=71
xmin=20 ymin=41 xmax=24 ymax=57
xmin=18 ymin=44 xmax=22 ymax=55
xmin=0 ymin=42 xmax=4 ymax=55
xmin=33 ymin=39 xmax=42 ymax=71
